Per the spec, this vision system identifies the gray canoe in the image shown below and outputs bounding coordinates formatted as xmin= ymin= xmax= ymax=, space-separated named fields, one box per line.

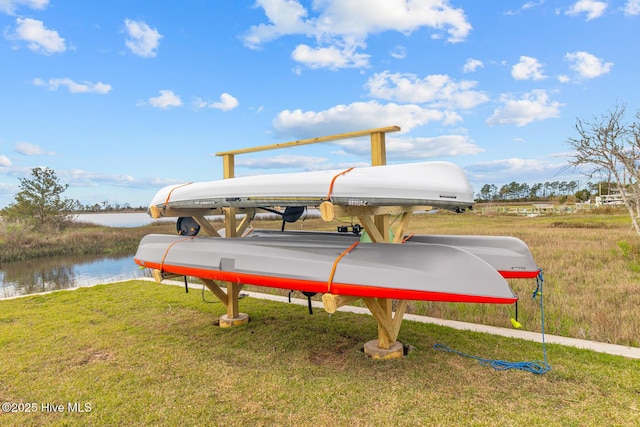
xmin=243 ymin=229 xmax=539 ymax=279
xmin=134 ymin=233 xmax=519 ymax=304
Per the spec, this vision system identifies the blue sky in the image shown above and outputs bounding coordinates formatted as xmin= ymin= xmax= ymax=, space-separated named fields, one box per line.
xmin=1 ymin=0 xmax=639 ymax=209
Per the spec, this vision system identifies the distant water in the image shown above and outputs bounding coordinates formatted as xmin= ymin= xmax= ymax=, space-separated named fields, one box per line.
xmin=74 ymin=212 xmax=175 ymax=228
xmin=2 ymin=208 xmax=324 ymax=299
xmin=0 ymin=253 xmax=150 ymax=300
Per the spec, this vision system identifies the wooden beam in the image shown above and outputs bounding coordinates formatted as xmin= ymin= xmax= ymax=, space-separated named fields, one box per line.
xmin=373 ymin=215 xmax=390 ymax=242
xmin=150 ymin=207 xmax=220 ymax=218
xmin=201 ymin=279 xmax=229 ymax=306
xmin=215 ymin=126 xmax=400 ymax=157
xmin=151 ymin=269 xmax=182 ymax=283
xmin=363 ymin=298 xmax=394 ymax=349
xmin=327 ymin=204 xmax=430 ymax=219
xmin=222 ymin=154 xmax=235 ymax=179
xmin=322 ymin=294 xmax=360 ymax=314
xmin=358 ymin=215 xmax=386 ymax=243
xmin=391 ymin=300 xmax=408 ymax=340
xmin=235 ymin=209 xmax=256 ymax=236
xmin=193 ymin=215 xmax=221 ymax=237
xmin=370 ymin=131 xmax=387 ymax=167
xmin=392 ymin=212 xmax=413 ymax=243
xmin=227 ymin=283 xmax=243 ymax=318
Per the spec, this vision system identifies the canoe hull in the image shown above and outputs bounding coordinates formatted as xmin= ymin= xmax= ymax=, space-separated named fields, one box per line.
xmin=134 ymin=233 xmax=519 ymax=304
xmin=242 ymin=229 xmax=540 ymax=279
xmin=149 ymin=161 xmax=474 ymax=214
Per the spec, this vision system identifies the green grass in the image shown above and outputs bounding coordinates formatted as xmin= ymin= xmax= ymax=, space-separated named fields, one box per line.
xmin=1 ymin=281 xmax=639 ymax=426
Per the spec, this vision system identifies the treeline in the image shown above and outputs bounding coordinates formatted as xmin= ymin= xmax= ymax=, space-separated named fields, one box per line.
xmin=72 ymin=201 xmax=148 ymax=212
xmin=475 ymin=180 xmax=601 ymax=203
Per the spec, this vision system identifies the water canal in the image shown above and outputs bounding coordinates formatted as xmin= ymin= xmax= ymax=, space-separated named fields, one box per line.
xmin=0 ymin=213 xmax=165 ymax=299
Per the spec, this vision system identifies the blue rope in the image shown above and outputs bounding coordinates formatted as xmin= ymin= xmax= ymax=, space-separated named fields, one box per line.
xmin=434 ymin=269 xmax=552 ymax=375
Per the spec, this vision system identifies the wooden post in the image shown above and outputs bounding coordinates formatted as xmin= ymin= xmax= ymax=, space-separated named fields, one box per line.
xmin=217 ymin=153 xmax=248 ymax=326
xmin=368 ymin=129 xmax=401 ymax=352
xmin=222 ymin=154 xmax=237 ymax=239
xmin=370 ymin=131 xmax=387 ymax=167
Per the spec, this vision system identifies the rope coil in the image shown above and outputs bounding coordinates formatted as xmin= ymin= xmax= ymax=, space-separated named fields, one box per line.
xmin=434 ymin=269 xmax=552 ymax=375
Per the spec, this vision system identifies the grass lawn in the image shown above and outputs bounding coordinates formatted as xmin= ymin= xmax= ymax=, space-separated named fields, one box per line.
xmin=1 ymin=281 xmax=639 ymax=426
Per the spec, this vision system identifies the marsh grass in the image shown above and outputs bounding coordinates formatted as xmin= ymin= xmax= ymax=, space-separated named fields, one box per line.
xmin=0 ymin=221 xmax=175 ymax=263
xmin=1 ymin=281 xmax=639 ymax=426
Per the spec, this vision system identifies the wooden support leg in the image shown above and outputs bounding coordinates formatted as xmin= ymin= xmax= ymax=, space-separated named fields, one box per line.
xmin=201 ymin=279 xmax=249 ymax=328
xmin=362 ymin=298 xmax=408 ymax=359
xmin=358 ymin=215 xmax=386 ymax=243
xmin=235 ymin=209 xmax=256 ymax=237
xmin=392 ymin=212 xmax=413 ymax=243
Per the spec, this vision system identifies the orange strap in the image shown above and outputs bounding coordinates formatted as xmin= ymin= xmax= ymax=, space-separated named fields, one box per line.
xmin=327 ymin=241 xmax=359 ymax=293
xmin=326 ymin=167 xmax=354 ymax=201
xmin=160 ymin=236 xmax=195 ymax=270
xmin=401 ymin=233 xmax=414 ymax=243
xmin=163 ymin=182 xmax=193 ymax=209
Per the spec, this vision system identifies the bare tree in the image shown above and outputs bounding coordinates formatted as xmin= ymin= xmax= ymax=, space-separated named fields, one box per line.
xmin=568 ymin=103 xmax=640 ymax=235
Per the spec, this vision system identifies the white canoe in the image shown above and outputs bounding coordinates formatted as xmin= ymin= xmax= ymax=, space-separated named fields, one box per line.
xmin=148 ymin=161 xmax=474 ymax=215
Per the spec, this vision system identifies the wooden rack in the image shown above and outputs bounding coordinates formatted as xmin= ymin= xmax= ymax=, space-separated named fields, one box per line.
xmin=156 ymin=125 xmax=418 ymax=358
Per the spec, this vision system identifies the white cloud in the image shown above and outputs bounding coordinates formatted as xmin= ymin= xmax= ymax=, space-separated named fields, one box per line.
xmin=0 ymin=155 xmax=11 ymax=167
xmin=625 ymin=0 xmax=640 ymax=15
xmin=273 ymin=100 xmax=460 ymax=139
xmin=463 ymin=58 xmax=483 ymax=73
xmin=63 ymin=169 xmax=178 ymax=189
xmin=141 ymin=90 xmax=182 ymax=109
xmin=504 ymin=0 xmax=544 ymax=15
xmin=337 ymin=134 xmax=484 ymax=160
xmin=124 ymin=19 xmax=162 ymax=58
xmin=9 ymin=17 xmax=65 ymax=55
xmin=511 ymin=56 xmax=547 ymax=80
xmin=0 ymin=0 xmax=48 ymax=15
xmin=465 ymin=157 xmax=570 ymax=184
xmin=292 ymin=41 xmax=370 ymax=70
xmin=236 ymin=154 xmax=330 ymax=170
xmin=365 ymin=71 xmax=489 ymax=109
xmin=243 ymin=0 xmax=471 ymax=69
xmin=193 ymin=93 xmax=239 ymax=111
xmin=211 ymin=93 xmax=239 ymax=111
xmin=14 ymin=141 xmax=54 ymax=155
xmin=565 ymin=51 xmax=613 ymax=79
xmin=486 ymin=89 xmax=564 ymax=127
xmin=32 ymin=78 xmax=112 ymax=94
xmin=242 ymin=0 xmax=314 ymax=48
xmin=565 ymin=0 xmax=608 ymax=20
xmin=389 ymin=45 xmax=406 ymax=60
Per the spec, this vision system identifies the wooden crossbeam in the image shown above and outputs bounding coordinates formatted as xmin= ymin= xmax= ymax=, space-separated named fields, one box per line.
xmin=215 ymin=126 xmax=400 ymax=157
xmin=193 ymin=215 xmax=221 ymax=237
xmin=363 ymin=298 xmax=408 ymax=349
